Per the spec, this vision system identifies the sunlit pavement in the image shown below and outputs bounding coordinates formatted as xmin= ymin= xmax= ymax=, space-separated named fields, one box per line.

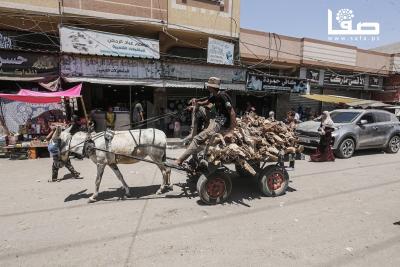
xmin=0 ymin=148 xmax=399 ymax=267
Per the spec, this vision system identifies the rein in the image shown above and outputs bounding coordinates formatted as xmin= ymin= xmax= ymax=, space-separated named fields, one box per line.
xmin=119 ymin=111 xmax=182 ymax=128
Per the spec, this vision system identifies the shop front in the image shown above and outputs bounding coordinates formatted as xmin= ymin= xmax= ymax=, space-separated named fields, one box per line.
xmin=61 ymin=54 xmax=246 ymax=135
xmin=288 ymin=67 xmax=386 ymax=116
xmin=245 ymin=72 xmax=309 ymax=119
xmin=372 ymin=74 xmax=400 ymax=104
xmin=321 ymin=70 xmax=383 ymax=111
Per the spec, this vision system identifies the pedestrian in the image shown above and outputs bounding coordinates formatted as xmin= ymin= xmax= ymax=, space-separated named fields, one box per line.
xmin=173 ymin=118 xmax=181 ymax=138
xmin=310 ymin=111 xmax=335 ymax=162
xmin=174 ymin=77 xmax=236 ymax=165
xmin=105 ymin=106 xmax=115 ymax=130
xmin=132 ymin=101 xmax=144 ymax=128
xmin=46 ymin=126 xmax=81 ymax=182
xmin=245 ymin=101 xmax=256 ymax=115
xmin=285 ymin=111 xmax=297 ymax=130
xmin=268 ymin=110 xmax=275 ymax=121
xmin=291 ymin=108 xmax=300 ymax=122
xmin=297 ymin=106 xmax=304 ymax=121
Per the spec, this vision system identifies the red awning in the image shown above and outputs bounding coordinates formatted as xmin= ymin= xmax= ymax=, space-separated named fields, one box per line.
xmin=0 ymin=84 xmax=82 ymax=104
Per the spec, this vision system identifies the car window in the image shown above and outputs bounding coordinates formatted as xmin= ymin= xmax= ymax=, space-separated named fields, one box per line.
xmin=374 ymin=112 xmax=391 ymax=122
xmin=360 ymin=113 xmax=375 ymax=124
xmin=330 ymin=111 xmax=361 ymax=123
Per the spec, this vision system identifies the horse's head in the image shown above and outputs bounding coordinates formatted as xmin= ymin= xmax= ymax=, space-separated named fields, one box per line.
xmin=55 ymin=126 xmax=86 ymax=159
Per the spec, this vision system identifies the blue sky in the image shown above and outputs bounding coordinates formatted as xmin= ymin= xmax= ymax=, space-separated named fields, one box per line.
xmin=240 ymin=0 xmax=400 ymax=49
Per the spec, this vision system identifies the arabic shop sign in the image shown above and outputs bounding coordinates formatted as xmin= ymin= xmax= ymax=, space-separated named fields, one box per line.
xmin=61 ymin=54 xmax=246 ymax=82
xmin=0 ymin=33 xmax=13 ymax=49
xmin=246 ymin=73 xmax=307 ymax=93
xmin=324 ymin=71 xmax=365 ymax=88
xmin=328 ymin=9 xmax=380 ymax=42
xmin=0 ymin=51 xmax=58 ymax=77
xmin=207 ymin=38 xmax=234 ymax=65
xmin=61 ymin=55 xmax=162 ymax=79
xmin=60 ymin=26 xmax=160 ymax=59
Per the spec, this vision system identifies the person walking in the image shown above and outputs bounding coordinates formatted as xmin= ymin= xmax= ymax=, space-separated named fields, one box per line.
xmin=310 ymin=111 xmax=335 ymax=162
xmin=46 ymin=126 xmax=81 ymax=182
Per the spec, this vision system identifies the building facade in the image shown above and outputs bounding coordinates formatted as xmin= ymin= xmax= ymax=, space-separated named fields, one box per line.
xmin=0 ymin=0 xmax=242 ymax=135
xmin=0 ymin=0 xmax=399 ymax=130
xmin=240 ymin=28 xmax=399 ymax=119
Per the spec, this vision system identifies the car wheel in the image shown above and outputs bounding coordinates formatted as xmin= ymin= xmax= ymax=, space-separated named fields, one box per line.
xmin=385 ymin=135 xmax=400 ymax=154
xmin=336 ymin=138 xmax=355 ymax=159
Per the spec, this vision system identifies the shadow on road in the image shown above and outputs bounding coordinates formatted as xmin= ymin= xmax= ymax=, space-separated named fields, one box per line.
xmin=64 ymin=185 xmax=164 ymax=202
xmin=192 ymin=172 xmax=297 ymax=207
xmin=63 ymin=171 xmax=298 ymax=205
xmin=394 ymin=221 xmax=400 ymax=226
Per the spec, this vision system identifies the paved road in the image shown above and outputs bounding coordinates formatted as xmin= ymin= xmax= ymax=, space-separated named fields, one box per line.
xmin=0 ymin=149 xmax=399 ymax=267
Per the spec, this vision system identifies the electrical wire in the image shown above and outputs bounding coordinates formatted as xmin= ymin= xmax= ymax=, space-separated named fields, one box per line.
xmin=239 ymin=40 xmax=392 ymax=77
xmin=0 ymin=8 xmax=396 ymax=78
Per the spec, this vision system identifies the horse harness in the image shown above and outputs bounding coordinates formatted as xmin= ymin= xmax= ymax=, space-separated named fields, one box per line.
xmin=80 ymin=128 xmax=166 ymax=160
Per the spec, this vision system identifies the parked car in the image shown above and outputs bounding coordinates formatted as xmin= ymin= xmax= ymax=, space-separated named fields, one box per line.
xmin=296 ymin=109 xmax=400 ymax=158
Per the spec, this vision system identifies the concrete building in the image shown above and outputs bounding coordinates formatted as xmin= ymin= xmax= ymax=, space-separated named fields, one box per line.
xmin=240 ymin=28 xmax=399 ymax=119
xmin=0 ymin=0 xmax=399 ymax=125
xmin=0 ymin=0 xmax=242 ymax=135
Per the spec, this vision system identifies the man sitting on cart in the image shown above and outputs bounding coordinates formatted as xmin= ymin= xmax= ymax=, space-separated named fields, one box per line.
xmin=175 ymin=77 xmax=236 ymax=165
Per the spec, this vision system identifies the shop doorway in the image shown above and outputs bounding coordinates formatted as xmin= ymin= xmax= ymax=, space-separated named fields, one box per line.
xmin=236 ymin=94 xmax=276 ymax=117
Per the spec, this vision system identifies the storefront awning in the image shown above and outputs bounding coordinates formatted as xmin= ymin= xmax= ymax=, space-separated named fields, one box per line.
xmin=62 ymin=77 xmax=246 ymax=91
xmin=302 ymin=94 xmax=393 ymax=108
xmin=301 ymin=94 xmax=359 ymax=104
xmin=63 ymin=77 xmax=163 ymax=86
xmin=0 ymin=75 xmax=59 ymax=82
xmin=0 ymin=84 xmax=82 ymax=103
xmin=346 ymin=100 xmax=392 ymax=108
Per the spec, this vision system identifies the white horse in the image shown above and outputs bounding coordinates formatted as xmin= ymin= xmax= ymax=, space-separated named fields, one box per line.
xmin=59 ymin=126 xmax=172 ymax=202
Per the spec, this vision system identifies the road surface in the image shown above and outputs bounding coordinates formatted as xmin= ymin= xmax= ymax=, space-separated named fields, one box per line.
xmin=0 ymin=149 xmax=399 ymax=266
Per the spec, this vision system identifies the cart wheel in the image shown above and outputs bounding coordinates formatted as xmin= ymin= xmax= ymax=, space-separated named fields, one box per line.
xmin=235 ymin=162 xmax=260 ymax=178
xmin=196 ymin=171 xmax=232 ymax=205
xmin=259 ymin=165 xmax=289 ymax=197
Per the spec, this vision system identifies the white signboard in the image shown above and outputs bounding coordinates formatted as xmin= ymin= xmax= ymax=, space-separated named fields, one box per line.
xmin=61 ymin=55 xmax=161 ymax=79
xmin=207 ymin=37 xmax=234 ymax=65
xmin=60 ymin=26 xmax=160 ymax=59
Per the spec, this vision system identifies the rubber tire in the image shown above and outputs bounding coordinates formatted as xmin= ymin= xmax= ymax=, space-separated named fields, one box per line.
xmin=385 ymin=135 xmax=400 ymax=154
xmin=335 ymin=138 xmax=355 ymax=159
xmin=196 ymin=172 xmax=232 ymax=205
xmin=259 ymin=165 xmax=289 ymax=197
xmin=235 ymin=162 xmax=261 ymax=178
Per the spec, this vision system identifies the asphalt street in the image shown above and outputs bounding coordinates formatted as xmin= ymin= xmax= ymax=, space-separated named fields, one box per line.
xmin=0 ymin=148 xmax=399 ymax=267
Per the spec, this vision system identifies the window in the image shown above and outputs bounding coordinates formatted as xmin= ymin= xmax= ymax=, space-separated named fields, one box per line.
xmin=330 ymin=111 xmax=361 ymax=123
xmin=360 ymin=113 xmax=375 ymax=124
xmin=374 ymin=112 xmax=391 ymax=122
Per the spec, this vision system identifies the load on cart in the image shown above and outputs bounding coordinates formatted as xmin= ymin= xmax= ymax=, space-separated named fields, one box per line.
xmin=172 ymin=76 xmax=304 ymax=204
